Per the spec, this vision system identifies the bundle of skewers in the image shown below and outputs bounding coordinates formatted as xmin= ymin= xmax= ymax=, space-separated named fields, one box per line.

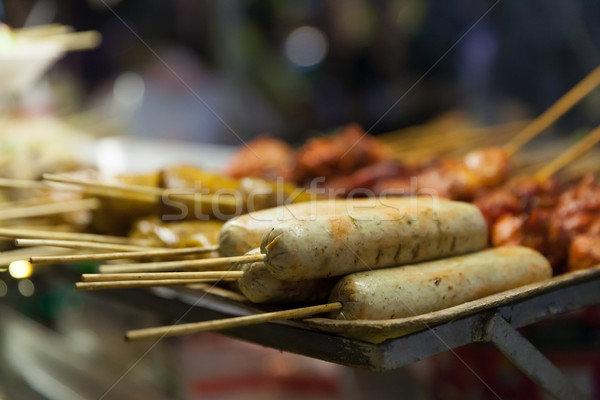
xmin=2 ymin=64 xmax=600 ymax=344
xmin=0 ymin=22 xmax=101 ymax=94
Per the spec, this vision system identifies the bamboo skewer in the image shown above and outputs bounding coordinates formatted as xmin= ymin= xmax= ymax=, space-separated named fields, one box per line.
xmin=75 ymin=278 xmax=237 ymax=291
xmin=0 ymin=246 xmax=77 ymax=268
xmin=125 ymin=302 xmax=343 ymax=341
xmin=384 ymin=120 xmax=526 ymax=149
xmin=43 ymin=175 xmax=164 ymax=204
xmin=99 ymin=253 xmax=266 ymax=274
xmin=378 ymin=112 xmax=472 ymax=143
xmin=47 ymin=183 xmax=158 ymax=204
xmin=559 ymin=152 xmax=600 ymax=182
xmin=42 ymin=173 xmax=172 ymax=192
xmin=81 ymin=271 xmax=243 ymax=282
xmin=0 ymin=197 xmax=56 ymax=210
xmin=13 ymin=23 xmax=74 ymax=38
xmin=0 ymin=178 xmax=50 ymax=190
xmin=0 ymin=227 xmax=143 ymax=245
xmin=184 ymin=283 xmax=249 ymax=303
xmin=0 ymin=178 xmax=122 ymax=202
xmin=15 ymin=239 xmax=157 ymax=252
xmin=43 ymin=174 xmax=240 ymax=208
xmin=12 ymin=22 xmax=101 ymax=52
xmin=504 ymin=65 xmax=600 ymax=156
xmin=0 ymin=198 xmax=100 ymax=221
xmin=0 ymin=178 xmax=126 ymax=200
xmin=534 ymin=124 xmax=600 ymax=182
xmin=30 ymin=245 xmax=219 ymax=264
xmin=39 ymin=30 xmax=101 ymax=52
xmin=385 ymin=65 xmax=600 ymax=165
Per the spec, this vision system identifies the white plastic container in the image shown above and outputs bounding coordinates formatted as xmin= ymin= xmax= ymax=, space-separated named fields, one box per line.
xmin=0 ymin=40 xmax=65 ymax=94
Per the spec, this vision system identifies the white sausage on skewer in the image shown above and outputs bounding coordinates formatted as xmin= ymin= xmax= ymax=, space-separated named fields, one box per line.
xmin=261 ymin=199 xmax=487 ymax=281
xmin=329 ymin=246 xmax=551 ymax=320
xmin=219 ymin=197 xmax=438 ymax=256
xmin=233 ymin=249 xmax=335 ymax=304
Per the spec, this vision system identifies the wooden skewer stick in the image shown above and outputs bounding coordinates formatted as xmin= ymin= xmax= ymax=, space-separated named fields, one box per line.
xmin=534 ymin=124 xmax=600 ymax=182
xmin=0 ymin=246 xmax=77 ymax=267
xmin=0 ymin=197 xmax=56 ymax=210
xmin=43 ymin=173 xmax=175 ymax=193
xmin=30 ymin=245 xmax=219 ymax=264
xmin=81 ymin=271 xmax=243 ymax=282
xmin=99 ymin=253 xmax=266 ymax=274
xmin=15 ymin=239 xmax=157 ymax=252
xmin=0 ymin=178 xmax=120 ymax=202
xmin=40 ymin=30 xmax=102 ymax=52
xmin=45 ymin=182 xmax=158 ymax=204
xmin=13 ymin=22 xmax=101 ymax=51
xmin=0 ymin=178 xmax=117 ymax=198
xmin=504 ymin=65 xmax=600 ymax=157
xmin=184 ymin=282 xmax=249 ymax=303
xmin=385 ymin=119 xmax=527 ymax=148
xmin=559 ymin=153 xmax=600 ymax=183
xmin=13 ymin=23 xmax=74 ymax=38
xmin=0 ymin=178 xmax=50 ymax=190
xmin=75 ymin=278 xmax=236 ymax=291
xmin=125 ymin=302 xmax=343 ymax=342
xmin=43 ymin=174 xmax=239 ymax=208
xmin=0 ymin=198 xmax=100 ymax=221
xmin=0 ymin=227 xmax=142 ymax=245
xmin=43 ymin=176 xmax=164 ymax=204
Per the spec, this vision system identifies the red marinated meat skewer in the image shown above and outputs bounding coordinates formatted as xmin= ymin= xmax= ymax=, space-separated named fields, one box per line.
xmin=375 ymin=65 xmax=600 ymax=200
xmin=475 ymin=120 xmax=600 ymax=270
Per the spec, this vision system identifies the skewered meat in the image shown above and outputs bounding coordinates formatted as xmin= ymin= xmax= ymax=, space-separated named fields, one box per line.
xmin=474 ymin=176 xmax=560 ymax=228
xmin=130 ymin=216 xmax=223 ymax=248
xmin=329 ymin=246 xmax=551 ymax=320
xmin=482 ymin=174 xmax=600 ymax=271
xmin=480 ymin=178 xmax=561 ymax=268
xmin=260 ymin=199 xmax=487 ymax=281
xmin=160 ymin=164 xmax=312 ymax=215
xmin=293 ymin=124 xmax=392 ymax=185
xmin=376 ymin=147 xmax=512 ymax=201
xmin=568 ymin=235 xmax=600 ymax=271
xmin=219 ymin=197 xmax=436 ymax=257
xmin=161 ymin=165 xmax=239 ymax=192
xmin=90 ymin=171 xmax=162 ymax=235
xmin=233 ymin=249 xmax=335 ymax=304
xmin=463 ymin=146 xmax=511 ymax=188
xmin=324 ymin=160 xmax=418 ymax=197
xmin=491 ymin=209 xmax=564 ymax=267
xmin=226 ymin=136 xmax=294 ymax=181
xmin=549 ymin=173 xmax=600 ymax=246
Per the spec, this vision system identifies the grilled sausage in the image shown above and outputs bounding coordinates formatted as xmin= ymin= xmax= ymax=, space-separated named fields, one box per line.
xmin=261 ymin=199 xmax=487 ymax=281
xmin=329 ymin=246 xmax=551 ymax=320
xmin=219 ymin=197 xmax=436 ymax=256
xmin=234 ymin=249 xmax=335 ymax=304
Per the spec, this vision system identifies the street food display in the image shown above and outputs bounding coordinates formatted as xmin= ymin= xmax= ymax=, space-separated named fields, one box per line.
xmin=0 ymin=111 xmax=599 ymax=299
xmin=3 ymin=14 xmax=600 ymax=399
xmin=1 ymin=45 xmax=600 ymax=400
xmin=0 ymin=123 xmax=597 ymax=337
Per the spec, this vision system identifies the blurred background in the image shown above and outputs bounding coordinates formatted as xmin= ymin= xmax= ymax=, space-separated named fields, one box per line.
xmin=2 ymin=0 xmax=600 ymax=144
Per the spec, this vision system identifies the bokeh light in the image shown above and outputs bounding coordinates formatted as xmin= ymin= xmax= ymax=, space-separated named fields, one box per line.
xmin=17 ymin=279 xmax=35 ymax=297
xmin=285 ymin=26 xmax=328 ymax=68
xmin=113 ymin=72 xmax=145 ymax=109
xmin=8 ymin=260 xmax=33 ymax=279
